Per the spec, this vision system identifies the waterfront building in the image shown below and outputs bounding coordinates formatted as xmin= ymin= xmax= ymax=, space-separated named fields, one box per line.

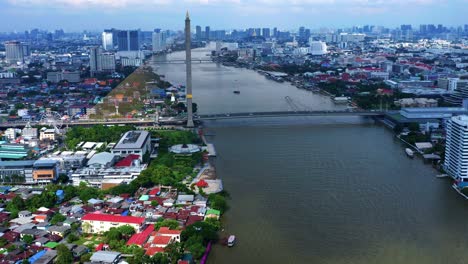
xmin=205 ymin=26 xmax=210 ymax=40
xmin=444 ymin=115 xmax=468 ymax=186
xmin=196 ymin=25 xmax=202 ymax=40
xmin=5 ymin=41 xmax=24 ymax=64
xmin=152 ymin=29 xmax=167 ymax=52
xmin=111 ymin=131 xmax=151 ymax=161
xmin=82 ymin=214 xmax=145 ymax=233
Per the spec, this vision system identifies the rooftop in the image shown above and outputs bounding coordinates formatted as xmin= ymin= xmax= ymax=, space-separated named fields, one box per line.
xmin=81 ymin=213 xmax=145 ymax=225
xmin=113 ymin=131 xmax=150 ymax=150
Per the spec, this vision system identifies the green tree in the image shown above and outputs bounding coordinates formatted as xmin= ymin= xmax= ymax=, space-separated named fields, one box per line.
xmin=56 ymin=244 xmax=74 ymax=264
xmin=117 ymin=225 xmax=135 ymax=238
xmin=154 ymin=219 xmax=179 ymax=230
xmin=80 ymin=253 xmax=92 ymax=264
xmin=22 ymin=234 xmax=34 ymax=245
xmin=208 ymin=194 xmax=228 ymax=213
xmin=50 ymin=213 xmax=66 ymax=225
xmin=67 ymin=233 xmax=79 ymax=243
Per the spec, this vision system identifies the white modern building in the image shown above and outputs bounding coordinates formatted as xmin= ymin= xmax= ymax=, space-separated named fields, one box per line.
xmin=308 ymin=40 xmax=327 ymax=56
xmin=5 ymin=41 xmax=24 ymax=64
xmin=152 ymin=29 xmax=167 ymax=52
xmin=111 ymin=131 xmax=151 ymax=161
xmin=444 ymin=115 xmax=468 ymax=187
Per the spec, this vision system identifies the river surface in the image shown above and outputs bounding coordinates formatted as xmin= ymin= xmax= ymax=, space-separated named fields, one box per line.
xmin=149 ymin=47 xmax=468 ymax=264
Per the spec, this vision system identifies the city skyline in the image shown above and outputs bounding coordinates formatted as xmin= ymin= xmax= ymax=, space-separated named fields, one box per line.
xmin=1 ymin=0 xmax=467 ymax=31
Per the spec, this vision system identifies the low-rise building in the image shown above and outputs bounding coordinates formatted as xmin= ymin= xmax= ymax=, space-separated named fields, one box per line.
xmin=81 ymin=213 xmax=145 ymax=233
xmin=111 ymin=131 xmax=151 ymax=161
xmin=32 ymin=160 xmax=59 ymax=183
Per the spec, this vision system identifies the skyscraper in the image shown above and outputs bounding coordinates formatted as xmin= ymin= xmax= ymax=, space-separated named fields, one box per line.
xmin=196 ymin=26 xmax=202 ymax=40
xmin=205 ymin=26 xmax=210 ymax=40
xmin=273 ymin=27 xmax=278 ymax=38
xmin=5 ymin=41 xmax=24 ymax=64
xmin=262 ymin=28 xmax=270 ymax=38
xmin=152 ymin=29 xmax=167 ymax=52
xmin=102 ymin=29 xmax=118 ymax=51
xmin=444 ymin=115 xmax=468 ymax=187
xmin=185 ymin=13 xmax=194 ymax=128
xmin=117 ymin=30 xmax=140 ymax=51
xmin=89 ymin=46 xmax=102 ymax=76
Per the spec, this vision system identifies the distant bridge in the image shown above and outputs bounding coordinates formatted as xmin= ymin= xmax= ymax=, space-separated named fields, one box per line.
xmin=152 ymin=59 xmax=213 ymax=64
xmin=0 ymin=111 xmax=385 ymax=129
xmin=197 ymin=110 xmax=385 ymax=120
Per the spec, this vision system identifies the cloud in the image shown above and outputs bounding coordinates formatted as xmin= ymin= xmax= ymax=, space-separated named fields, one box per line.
xmin=6 ymin=0 xmax=441 ymax=9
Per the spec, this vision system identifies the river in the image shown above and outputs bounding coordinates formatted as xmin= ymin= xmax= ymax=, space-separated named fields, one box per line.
xmin=149 ymin=46 xmax=468 ymax=264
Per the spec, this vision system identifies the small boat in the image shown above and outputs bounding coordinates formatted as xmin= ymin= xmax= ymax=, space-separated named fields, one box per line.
xmin=233 ymin=91 xmax=240 ymax=94
xmin=227 ymin=235 xmax=236 ymax=247
xmin=405 ymin=148 xmax=414 ymax=158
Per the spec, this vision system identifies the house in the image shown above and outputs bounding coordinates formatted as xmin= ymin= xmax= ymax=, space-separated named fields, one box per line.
xmin=193 ymin=195 xmax=208 ymax=207
xmin=48 ymin=225 xmax=70 ymax=237
xmin=81 ymin=213 xmax=145 ymax=233
xmin=163 ymin=198 xmax=174 ymax=207
xmin=90 ymin=251 xmax=122 ymax=264
xmin=34 ymin=249 xmax=57 ymax=264
xmin=126 ymin=225 xmax=154 ymax=247
xmin=156 ymin=227 xmax=181 ymax=243
xmin=72 ymin=245 xmax=89 ymax=257
xmin=204 ymin=209 xmax=221 ymax=220
xmin=176 ymin=195 xmax=194 ymax=205
xmin=18 ymin=210 xmax=32 ymax=218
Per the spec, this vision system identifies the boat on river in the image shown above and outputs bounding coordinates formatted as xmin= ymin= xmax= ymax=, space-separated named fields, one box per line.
xmin=405 ymin=148 xmax=414 ymax=158
xmin=233 ymin=91 xmax=240 ymax=94
xmin=227 ymin=235 xmax=236 ymax=247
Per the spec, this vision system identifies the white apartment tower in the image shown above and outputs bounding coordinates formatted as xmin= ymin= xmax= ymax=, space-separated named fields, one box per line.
xmin=444 ymin=115 xmax=468 ymax=185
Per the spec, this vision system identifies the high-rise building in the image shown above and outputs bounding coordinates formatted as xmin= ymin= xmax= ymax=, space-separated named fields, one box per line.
xmin=444 ymin=115 xmax=468 ymax=186
xmin=205 ymin=26 xmax=210 ymax=40
xmin=152 ymin=29 xmax=167 ymax=52
xmin=299 ymin=26 xmax=306 ymax=40
xmin=420 ymin=24 xmax=427 ymax=34
xmin=5 ymin=41 xmax=24 ymax=64
xmin=262 ymin=28 xmax=270 ymax=38
xmin=117 ymin=30 xmax=140 ymax=51
xmin=102 ymin=29 xmax=118 ymax=50
xmin=196 ymin=26 xmax=202 ymax=40
xmin=89 ymin=46 xmax=102 ymax=76
xmin=273 ymin=27 xmax=278 ymax=38
xmin=101 ymin=52 xmax=116 ymax=72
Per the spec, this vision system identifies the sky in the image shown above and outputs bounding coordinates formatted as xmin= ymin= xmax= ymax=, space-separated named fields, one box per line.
xmin=1 ymin=0 xmax=467 ymax=32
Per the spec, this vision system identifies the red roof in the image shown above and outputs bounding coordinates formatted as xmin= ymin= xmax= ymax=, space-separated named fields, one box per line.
xmin=127 ymin=225 xmax=154 ymax=246
xmin=157 ymin=227 xmax=181 ymax=235
xmin=148 ymin=188 xmax=160 ymax=196
xmin=145 ymin=247 xmax=165 ymax=256
xmin=115 ymin=154 xmax=140 ymax=167
xmin=82 ymin=213 xmax=145 ymax=225
xmin=151 ymin=236 xmax=172 ymax=245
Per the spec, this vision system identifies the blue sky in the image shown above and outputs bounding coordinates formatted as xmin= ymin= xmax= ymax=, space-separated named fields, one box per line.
xmin=1 ymin=0 xmax=467 ymax=32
